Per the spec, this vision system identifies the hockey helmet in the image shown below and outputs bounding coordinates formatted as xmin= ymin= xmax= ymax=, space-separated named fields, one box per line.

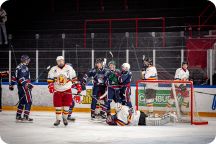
xmin=56 ymin=56 xmax=64 ymax=61
xmin=21 ymin=55 xmax=30 ymax=63
xmin=108 ymin=60 xmax=116 ymax=66
xmin=182 ymin=61 xmax=188 ymax=66
xmin=121 ymin=63 xmax=130 ymax=71
xmin=143 ymin=57 xmax=153 ymax=66
xmin=95 ymin=58 xmax=104 ymax=64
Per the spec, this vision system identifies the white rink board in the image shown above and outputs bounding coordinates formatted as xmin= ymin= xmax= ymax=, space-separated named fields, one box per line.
xmin=1 ymin=85 xmax=216 ymax=113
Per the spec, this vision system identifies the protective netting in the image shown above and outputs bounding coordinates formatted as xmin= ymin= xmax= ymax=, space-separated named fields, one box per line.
xmin=135 ymin=80 xmax=208 ymax=125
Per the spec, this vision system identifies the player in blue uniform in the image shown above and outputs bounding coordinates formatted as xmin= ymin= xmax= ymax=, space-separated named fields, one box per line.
xmin=118 ymin=63 xmax=133 ymax=111
xmin=65 ymin=63 xmax=76 ymax=121
xmin=9 ymin=55 xmax=33 ymax=122
xmin=81 ymin=58 xmax=108 ymax=120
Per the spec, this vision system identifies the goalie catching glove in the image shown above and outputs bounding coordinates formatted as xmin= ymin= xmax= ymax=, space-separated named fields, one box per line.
xmin=179 ymin=84 xmax=187 ymax=92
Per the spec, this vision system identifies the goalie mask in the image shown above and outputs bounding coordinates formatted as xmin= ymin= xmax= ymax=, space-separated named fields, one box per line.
xmin=121 ymin=63 xmax=130 ymax=71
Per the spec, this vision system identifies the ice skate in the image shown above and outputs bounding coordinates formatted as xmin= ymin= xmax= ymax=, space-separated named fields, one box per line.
xmin=53 ymin=120 xmax=61 ymax=126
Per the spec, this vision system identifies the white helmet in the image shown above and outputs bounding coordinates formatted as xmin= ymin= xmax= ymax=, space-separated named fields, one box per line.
xmin=122 ymin=63 xmax=130 ymax=71
xmin=56 ymin=56 xmax=64 ymax=61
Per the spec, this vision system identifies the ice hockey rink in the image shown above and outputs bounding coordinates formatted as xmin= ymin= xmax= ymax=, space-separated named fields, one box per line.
xmin=0 ymin=111 xmax=215 ymax=144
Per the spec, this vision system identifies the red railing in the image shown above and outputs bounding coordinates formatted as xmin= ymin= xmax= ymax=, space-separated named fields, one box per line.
xmin=84 ymin=17 xmax=166 ymax=48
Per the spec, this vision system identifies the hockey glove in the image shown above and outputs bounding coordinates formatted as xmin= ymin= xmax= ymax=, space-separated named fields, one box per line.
xmin=25 ymin=83 xmax=34 ymax=90
xmin=81 ymin=81 xmax=86 ymax=91
xmin=48 ymin=83 xmax=54 ymax=93
xmin=9 ymin=85 xmax=14 ymax=91
xmin=76 ymin=83 xmax=82 ymax=94
xmin=74 ymin=94 xmax=83 ymax=103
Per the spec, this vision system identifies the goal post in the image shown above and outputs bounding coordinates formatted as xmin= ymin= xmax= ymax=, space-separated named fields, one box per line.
xmin=135 ymin=80 xmax=208 ymax=125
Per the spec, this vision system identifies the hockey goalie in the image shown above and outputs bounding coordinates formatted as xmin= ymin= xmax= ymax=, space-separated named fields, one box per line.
xmin=106 ymin=103 xmax=176 ymax=126
xmin=141 ymin=57 xmax=158 ymax=116
xmin=47 ymin=56 xmax=82 ymax=126
xmin=166 ymin=61 xmax=190 ymax=116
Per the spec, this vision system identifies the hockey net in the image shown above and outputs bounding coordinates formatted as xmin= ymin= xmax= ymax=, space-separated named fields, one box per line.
xmin=135 ymin=80 xmax=208 ymax=125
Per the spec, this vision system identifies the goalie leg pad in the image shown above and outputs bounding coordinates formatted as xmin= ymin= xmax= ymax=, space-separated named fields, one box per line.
xmin=146 ymin=115 xmax=171 ymax=126
xmin=166 ymin=98 xmax=175 ymax=113
xmin=146 ymin=98 xmax=154 ymax=113
xmin=145 ymin=89 xmax=156 ymax=99
xmin=180 ymin=97 xmax=190 ymax=114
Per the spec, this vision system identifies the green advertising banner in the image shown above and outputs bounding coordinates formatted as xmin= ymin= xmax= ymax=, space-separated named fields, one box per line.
xmin=138 ymin=89 xmax=183 ymax=107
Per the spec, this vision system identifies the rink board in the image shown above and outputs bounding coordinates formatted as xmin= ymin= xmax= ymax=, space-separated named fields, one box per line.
xmin=1 ymin=84 xmax=216 ymax=117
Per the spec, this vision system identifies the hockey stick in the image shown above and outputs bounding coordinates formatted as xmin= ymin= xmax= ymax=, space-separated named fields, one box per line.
xmin=75 ymin=44 xmax=79 ymax=75
xmin=193 ymin=91 xmax=216 ymax=96
xmin=10 ymin=44 xmax=18 ymax=66
xmin=34 ymin=65 xmax=51 ymax=82
xmin=99 ymin=90 xmax=108 ymax=100
xmin=171 ymin=83 xmax=181 ymax=121
xmin=14 ymin=87 xmax=32 ymax=106
xmin=109 ymin=51 xmax=114 ymax=60
xmin=212 ymin=95 xmax=216 ymax=110
xmin=52 ymin=90 xmax=107 ymax=106
xmin=15 ymin=96 xmax=24 ymax=106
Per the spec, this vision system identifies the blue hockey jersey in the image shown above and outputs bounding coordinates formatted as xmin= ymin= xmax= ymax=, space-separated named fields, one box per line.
xmin=82 ymin=67 xmax=108 ymax=86
xmin=10 ymin=63 xmax=31 ymax=86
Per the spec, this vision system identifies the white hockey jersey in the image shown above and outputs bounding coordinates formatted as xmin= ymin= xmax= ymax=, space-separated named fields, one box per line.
xmin=115 ymin=105 xmax=141 ymax=126
xmin=48 ymin=64 xmax=76 ymax=92
xmin=144 ymin=66 xmax=158 ymax=89
xmin=174 ymin=68 xmax=189 ymax=80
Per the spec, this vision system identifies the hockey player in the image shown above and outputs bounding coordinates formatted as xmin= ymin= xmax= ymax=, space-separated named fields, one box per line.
xmin=166 ymin=61 xmax=190 ymax=115
xmin=65 ymin=63 xmax=78 ymax=121
xmin=0 ymin=71 xmax=9 ymax=112
xmin=9 ymin=55 xmax=33 ymax=122
xmin=81 ymin=58 xmax=108 ymax=120
xmin=47 ymin=56 xmax=82 ymax=126
xmin=118 ymin=63 xmax=133 ymax=111
xmin=68 ymin=76 xmax=83 ymax=121
xmin=105 ymin=60 xmax=121 ymax=116
xmin=141 ymin=58 xmax=158 ymax=116
xmin=106 ymin=103 xmax=175 ymax=126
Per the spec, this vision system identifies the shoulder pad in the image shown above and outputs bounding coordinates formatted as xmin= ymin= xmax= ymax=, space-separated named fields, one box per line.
xmin=104 ymin=68 xmax=109 ymax=71
xmin=116 ymin=69 xmax=121 ymax=72
xmin=16 ymin=64 xmax=22 ymax=69
xmin=91 ymin=68 xmax=96 ymax=73
xmin=129 ymin=71 xmax=132 ymax=75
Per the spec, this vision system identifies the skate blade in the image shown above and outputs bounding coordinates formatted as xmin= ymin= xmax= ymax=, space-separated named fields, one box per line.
xmin=89 ymin=118 xmax=105 ymax=123
xmin=16 ymin=120 xmax=33 ymax=123
xmin=67 ymin=119 xmax=76 ymax=122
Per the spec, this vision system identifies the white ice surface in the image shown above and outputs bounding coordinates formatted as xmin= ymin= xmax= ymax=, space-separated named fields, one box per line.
xmin=0 ymin=111 xmax=216 ymax=144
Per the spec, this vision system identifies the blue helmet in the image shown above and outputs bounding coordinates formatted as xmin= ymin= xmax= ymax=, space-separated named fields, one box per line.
xmin=21 ymin=55 xmax=30 ymax=63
